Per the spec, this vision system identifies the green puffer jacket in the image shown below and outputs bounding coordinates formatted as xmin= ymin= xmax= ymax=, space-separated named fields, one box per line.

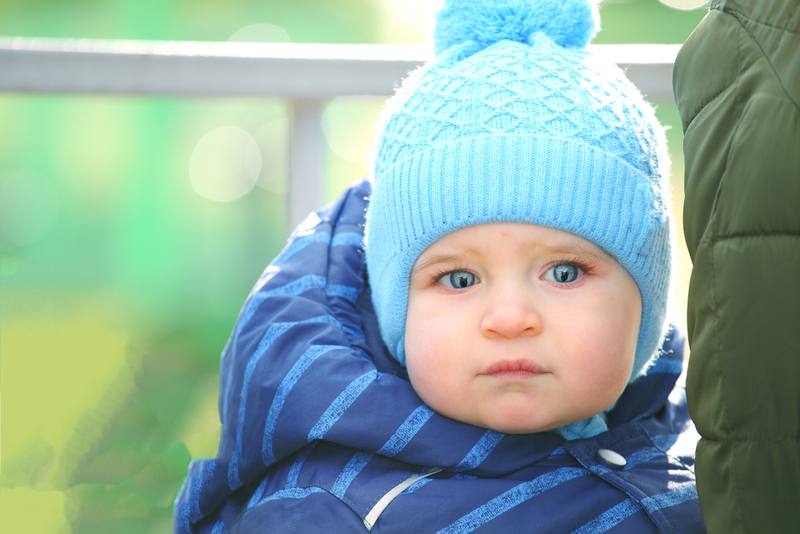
xmin=673 ymin=0 xmax=800 ymax=532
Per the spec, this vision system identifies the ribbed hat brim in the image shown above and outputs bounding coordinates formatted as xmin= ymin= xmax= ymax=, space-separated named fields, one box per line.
xmin=366 ymin=134 xmax=671 ymax=379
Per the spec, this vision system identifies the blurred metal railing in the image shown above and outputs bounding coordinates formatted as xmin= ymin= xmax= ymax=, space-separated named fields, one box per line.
xmin=0 ymin=37 xmax=679 ymax=229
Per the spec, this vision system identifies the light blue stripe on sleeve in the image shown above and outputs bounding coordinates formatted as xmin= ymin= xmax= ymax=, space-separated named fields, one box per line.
xmin=332 ymin=451 xmax=373 ymax=499
xmin=210 ymin=519 xmax=225 ymax=534
xmin=331 ymin=232 xmax=364 ymax=248
xmin=376 ymin=405 xmax=435 ymax=457
xmin=228 ymin=316 xmax=342 ymax=489
xmin=178 ymin=502 xmax=192 ymax=534
xmin=271 ymin=229 xmax=362 ymax=267
xmin=642 ymin=484 xmax=698 ymax=513
xmin=247 ymin=476 xmax=271 ymax=511
xmin=272 ymin=232 xmax=331 ymax=266
xmin=308 ymin=370 xmax=379 ymax=441
xmin=625 ymin=447 xmax=662 ymax=469
xmin=437 ymin=468 xmax=587 ymax=534
xmin=227 ymin=315 xmax=341 ymax=454
xmin=236 ymin=230 xmax=364 ymax=335
xmin=233 ymin=320 xmax=296 ymax=440
xmin=287 ymin=442 xmax=317 ymax=489
xmin=453 ymin=430 xmax=504 ymax=472
xmin=570 ymin=499 xmax=642 ymax=534
xmin=261 ymin=344 xmax=343 ymax=466
xmin=235 ymin=292 xmax=269 ymax=337
xmin=272 ymin=231 xmax=362 ymax=268
xmin=570 ymin=484 xmax=698 ymax=534
xmin=189 ymin=460 xmax=217 ymax=523
xmin=260 ymin=486 xmax=327 ymax=504
xmin=191 ymin=471 xmax=204 ymax=522
xmin=237 ymin=275 xmax=362 ymax=336
xmin=236 ymin=275 xmax=328 ymax=335
xmin=326 ymin=283 xmax=362 ymax=302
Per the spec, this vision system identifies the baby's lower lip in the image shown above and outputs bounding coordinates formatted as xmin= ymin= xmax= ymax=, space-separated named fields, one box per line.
xmin=485 ymin=370 xmax=543 ymax=380
xmin=481 ymin=360 xmax=547 ymax=379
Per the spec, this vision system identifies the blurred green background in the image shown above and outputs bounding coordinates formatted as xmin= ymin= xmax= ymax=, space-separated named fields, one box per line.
xmin=0 ymin=1 xmax=704 ymax=532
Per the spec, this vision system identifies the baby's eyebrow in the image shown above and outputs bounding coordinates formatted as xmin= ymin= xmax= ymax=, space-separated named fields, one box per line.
xmin=408 ymin=251 xmax=480 ymax=280
xmin=539 ymin=241 xmax=615 ymax=264
xmin=410 ymin=253 xmax=473 ymax=277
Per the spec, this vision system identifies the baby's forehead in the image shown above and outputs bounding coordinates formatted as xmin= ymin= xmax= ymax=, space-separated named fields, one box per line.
xmin=415 ymin=222 xmax=614 ymax=264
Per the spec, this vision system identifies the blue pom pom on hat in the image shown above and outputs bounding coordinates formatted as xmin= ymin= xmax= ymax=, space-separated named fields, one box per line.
xmin=433 ymin=0 xmax=599 ymax=53
xmin=365 ymin=0 xmax=673 ymax=439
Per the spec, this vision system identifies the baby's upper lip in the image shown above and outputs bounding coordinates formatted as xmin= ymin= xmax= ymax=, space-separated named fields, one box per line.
xmin=481 ymin=359 xmax=547 ymax=375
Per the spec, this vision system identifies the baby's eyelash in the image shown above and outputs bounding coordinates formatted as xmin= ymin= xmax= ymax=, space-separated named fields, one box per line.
xmin=429 ymin=265 xmax=473 ymax=284
xmin=549 ymin=256 xmax=596 ymax=274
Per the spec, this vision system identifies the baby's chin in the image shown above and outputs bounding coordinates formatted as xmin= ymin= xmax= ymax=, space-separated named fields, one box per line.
xmin=469 ymin=407 xmax=610 ymax=435
xmin=464 ymin=413 xmax=573 ymax=435
xmin=477 ymin=421 xmax=563 ymax=435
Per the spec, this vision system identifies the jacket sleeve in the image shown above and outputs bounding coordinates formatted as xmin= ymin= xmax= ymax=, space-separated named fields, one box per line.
xmin=673 ymin=1 xmax=800 ymax=532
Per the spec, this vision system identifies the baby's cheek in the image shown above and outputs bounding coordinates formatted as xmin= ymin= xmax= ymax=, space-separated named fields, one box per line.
xmin=406 ymin=360 xmax=438 ymax=407
xmin=581 ymin=356 xmax=631 ymax=407
xmin=405 ymin=301 xmax=472 ymax=416
xmin=406 ymin=349 xmax=455 ymax=409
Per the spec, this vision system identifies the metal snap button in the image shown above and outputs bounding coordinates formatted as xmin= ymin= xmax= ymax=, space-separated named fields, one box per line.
xmin=596 ymin=448 xmax=627 ymax=470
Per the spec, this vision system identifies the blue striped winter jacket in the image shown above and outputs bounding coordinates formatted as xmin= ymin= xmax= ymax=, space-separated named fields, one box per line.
xmin=174 ymin=178 xmax=706 ymax=534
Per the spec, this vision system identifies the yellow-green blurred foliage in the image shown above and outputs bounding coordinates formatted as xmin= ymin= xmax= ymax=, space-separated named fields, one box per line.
xmin=0 ymin=1 xmax=704 ymax=532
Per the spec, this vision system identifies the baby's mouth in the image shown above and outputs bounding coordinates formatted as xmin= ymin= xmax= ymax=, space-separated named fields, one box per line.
xmin=481 ymin=359 xmax=548 ymax=379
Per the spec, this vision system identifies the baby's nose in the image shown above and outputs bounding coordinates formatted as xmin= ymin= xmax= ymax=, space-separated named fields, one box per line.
xmin=479 ymin=287 xmax=542 ymax=339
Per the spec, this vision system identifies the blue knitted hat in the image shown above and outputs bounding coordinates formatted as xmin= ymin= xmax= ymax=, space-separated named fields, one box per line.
xmin=366 ymin=0 xmax=673 ymax=407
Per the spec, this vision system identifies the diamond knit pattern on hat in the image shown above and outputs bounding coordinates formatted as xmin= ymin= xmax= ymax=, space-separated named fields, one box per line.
xmin=374 ymin=37 xmax=663 ymax=186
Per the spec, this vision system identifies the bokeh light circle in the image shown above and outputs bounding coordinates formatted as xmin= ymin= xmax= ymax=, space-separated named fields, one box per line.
xmin=190 ymin=126 xmax=262 ymax=202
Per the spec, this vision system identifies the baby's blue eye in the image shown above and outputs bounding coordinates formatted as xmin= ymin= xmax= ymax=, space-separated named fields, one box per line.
xmin=545 ymin=263 xmax=583 ymax=284
xmin=440 ymin=270 xmax=477 ymax=289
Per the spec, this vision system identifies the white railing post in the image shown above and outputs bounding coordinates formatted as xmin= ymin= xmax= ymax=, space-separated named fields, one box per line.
xmin=288 ymin=99 xmax=326 ymax=232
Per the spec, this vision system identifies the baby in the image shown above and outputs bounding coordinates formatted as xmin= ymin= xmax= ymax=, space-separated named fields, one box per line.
xmin=175 ymin=1 xmax=705 ymax=532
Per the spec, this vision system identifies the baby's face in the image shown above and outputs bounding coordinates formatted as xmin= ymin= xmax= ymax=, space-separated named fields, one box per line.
xmin=405 ymin=222 xmax=641 ymax=434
